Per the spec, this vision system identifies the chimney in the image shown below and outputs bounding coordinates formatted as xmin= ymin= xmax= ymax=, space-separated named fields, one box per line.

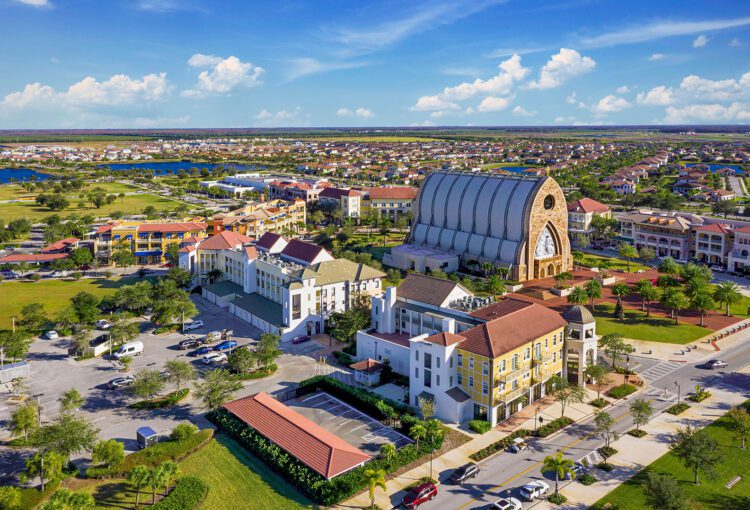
xmin=442 ymin=317 xmax=456 ymax=334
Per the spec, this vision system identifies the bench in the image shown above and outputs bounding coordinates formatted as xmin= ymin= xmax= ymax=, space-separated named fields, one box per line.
xmin=726 ymin=475 xmax=742 ymax=489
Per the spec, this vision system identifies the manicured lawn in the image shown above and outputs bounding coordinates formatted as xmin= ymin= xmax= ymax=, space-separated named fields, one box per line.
xmin=577 ymin=253 xmax=650 ymax=273
xmin=593 ymin=303 xmax=710 ymax=344
xmin=0 ymin=278 xmax=130 ymax=329
xmin=593 ymin=405 xmax=750 ymax=510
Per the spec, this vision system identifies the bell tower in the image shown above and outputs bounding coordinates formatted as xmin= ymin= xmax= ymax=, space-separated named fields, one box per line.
xmin=562 ymin=305 xmax=598 ymax=386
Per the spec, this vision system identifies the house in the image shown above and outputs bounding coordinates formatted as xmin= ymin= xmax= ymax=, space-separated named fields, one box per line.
xmin=360 ymin=187 xmax=418 ymax=221
xmin=318 ymin=188 xmax=362 ymax=219
xmin=566 ymin=198 xmax=611 ymax=246
xmin=710 ymin=189 xmax=736 ymax=202
xmin=350 ymin=359 xmax=385 ymax=387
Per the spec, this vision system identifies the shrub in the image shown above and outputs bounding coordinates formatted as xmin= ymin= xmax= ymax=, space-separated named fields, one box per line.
xmin=599 ymin=446 xmax=617 ymax=458
xmin=469 ymin=420 xmax=492 ymax=434
xmin=150 ymin=476 xmax=208 ymax=510
xmin=171 ymin=423 xmax=199 ymax=442
xmin=627 ymin=429 xmax=647 ymax=438
xmin=228 ymin=364 xmax=277 ymax=381
xmin=578 ymin=473 xmax=597 ymax=485
xmin=86 ymin=429 xmax=213 ymax=478
xmin=688 ymin=385 xmax=711 ymax=402
xmin=597 ymin=462 xmax=614 ymax=472
xmin=666 ymin=402 xmax=690 ymax=415
xmin=469 ymin=430 xmax=532 ymax=461
xmin=333 ymin=351 xmax=355 ymax=366
xmin=536 ymin=417 xmax=574 ymax=438
xmin=606 ymin=383 xmax=637 ymax=399
xmin=589 ymin=398 xmax=609 ymax=409
xmin=129 ymin=388 xmax=189 ymax=409
xmin=548 ymin=492 xmax=568 ymax=505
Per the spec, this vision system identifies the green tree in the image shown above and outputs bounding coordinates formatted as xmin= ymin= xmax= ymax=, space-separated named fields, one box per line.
xmin=58 ymin=388 xmax=84 ymax=414
xmin=629 ymin=398 xmax=654 ymax=434
xmin=584 ymin=279 xmax=603 ymax=310
xmin=634 ymin=278 xmax=659 ymax=316
xmin=567 ymin=286 xmax=589 ymax=306
xmin=599 ymin=333 xmax=633 ymax=370
xmin=164 ymin=359 xmax=197 ymax=389
xmin=109 ymin=316 xmax=140 ymax=346
xmin=363 ymin=468 xmax=387 ymax=509
xmin=32 ymin=412 xmax=100 ymax=463
xmin=69 ymin=248 xmax=93 ymax=268
xmin=153 ymin=294 xmax=198 ymax=328
xmin=425 ymin=418 xmax=444 ymax=449
xmin=661 ymin=288 xmax=689 ymax=325
xmin=145 ymin=465 xmax=166 ymax=505
xmin=380 ymin=443 xmax=396 ymax=463
xmin=485 ymin=275 xmax=506 ymax=299
xmin=610 ymin=283 xmax=631 ymax=318
xmin=113 ymin=281 xmax=153 ymax=313
xmin=166 ymin=266 xmax=194 ymax=289
xmin=713 ymin=280 xmax=742 ymax=316
xmin=642 ymin=472 xmax=685 ymax=510
xmin=91 ymin=439 xmax=125 ymax=468
xmin=0 ymin=486 xmax=21 ymax=509
xmin=193 ymin=369 xmax=243 ymax=411
xmin=691 ymin=290 xmax=716 ymax=327
xmin=638 ymin=246 xmax=656 ymax=261
xmin=683 ymin=275 xmax=709 ymax=301
xmin=594 ymin=410 xmax=618 ymax=449
xmin=160 ymin=461 xmax=179 ymax=496
xmin=207 ymin=268 xmax=223 ymax=284
xmin=25 ymin=451 xmax=65 ymax=492
xmin=112 ymin=249 xmax=136 ymax=271
xmin=255 ymin=332 xmax=281 ymax=369
xmin=20 ymin=303 xmax=47 ymax=332
xmin=128 ymin=465 xmax=150 ymax=507
xmin=11 ymin=402 xmax=38 ymax=443
xmin=131 ymin=369 xmax=166 ymax=401
xmin=725 ymin=406 xmax=750 ymax=450
xmin=541 ymin=451 xmax=576 ymax=495
xmin=409 ymin=421 xmax=426 ymax=450
xmin=54 ymin=306 xmax=78 ymax=335
xmin=619 ymin=244 xmax=638 ymax=272
xmin=670 ymin=425 xmax=721 ymax=485
xmin=658 ymin=256 xmax=681 ymax=277
xmin=70 ymin=292 xmax=100 ymax=324
xmin=329 ymin=306 xmax=370 ymax=343
xmin=227 ymin=347 xmax=255 ymax=374
xmin=549 ymin=375 xmax=586 ymax=419
xmin=584 ymin=364 xmax=611 ymax=400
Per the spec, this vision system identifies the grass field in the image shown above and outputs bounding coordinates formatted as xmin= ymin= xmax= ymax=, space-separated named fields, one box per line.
xmin=593 ymin=404 xmax=750 ymax=510
xmin=0 ymin=278 xmax=130 ymax=329
xmin=78 ymin=436 xmax=313 ymax=509
xmin=594 ymin=303 xmax=710 ymax=344
xmin=576 ymin=253 xmax=651 ymax=273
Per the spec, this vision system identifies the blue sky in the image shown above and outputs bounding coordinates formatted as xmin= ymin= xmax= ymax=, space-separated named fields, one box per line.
xmin=1 ymin=0 xmax=749 ymax=128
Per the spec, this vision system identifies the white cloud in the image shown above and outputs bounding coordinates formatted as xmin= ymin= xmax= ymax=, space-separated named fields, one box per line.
xmin=12 ymin=0 xmax=51 ymax=7
xmin=565 ymin=92 xmax=578 ymax=105
xmin=133 ymin=115 xmax=191 ymax=127
xmin=590 ymin=95 xmax=630 ymax=114
xmin=0 ymin=73 xmax=171 ymax=110
xmin=636 ymin=86 xmax=674 ymax=106
xmin=581 ymin=17 xmax=750 ymax=47
xmin=616 ymin=85 xmax=631 ymax=94
xmin=526 ymin=48 xmax=596 ymax=90
xmin=554 ymin=115 xmax=576 ymax=124
xmin=478 ymin=96 xmax=513 ymax=112
xmin=183 ymin=54 xmax=264 ymax=97
xmin=284 ymin=58 xmax=367 ymax=81
xmin=693 ymin=34 xmax=708 ymax=47
xmin=512 ymin=105 xmax=535 ymax=117
xmin=336 ymin=107 xmax=374 ymax=118
xmin=253 ymin=107 xmax=308 ymax=127
xmin=730 ymin=38 xmax=743 ymax=47
xmin=665 ymin=102 xmax=750 ymax=123
xmin=648 ymin=53 xmax=666 ymax=61
xmin=411 ymin=96 xmax=460 ymax=112
xmin=679 ymin=72 xmax=750 ymax=101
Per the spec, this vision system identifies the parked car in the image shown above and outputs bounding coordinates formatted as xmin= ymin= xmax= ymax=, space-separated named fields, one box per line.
xmin=566 ymin=462 xmax=587 ymax=480
xmin=292 ymin=335 xmax=311 ymax=345
xmin=188 ymin=346 xmax=212 ymax=357
xmin=44 ymin=330 xmax=59 ymax=340
xmin=449 ymin=463 xmax=480 ymax=484
xmin=108 ymin=375 xmax=135 ymax=389
xmin=204 ymin=331 xmax=222 ymax=342
xmin=509 ymin=437 xmax=528 ymax=453
xmin=51 ymin=270 xmax=68 ymax=278
xmin=184 ymin=320 xmax=204 ymax=331
xmin=492 ymin=497 xmax=523 ymax=510
xmin=710 ymin=265 xmax=724 ymax=273
xmin=113 ymin=341 xmax=144 ymax=359
xmin=402 ymin=482 xmax=437 ymax=509
xmin=519 ymin=480 xmax=549 ymax=501
xmin=705 ymin=359 xmax=728 ymax=370
xmin=214 ymin=340 xmax=238 ymax=351
xmin=202 ymin=352 xmax=227 ymax=365
xmin=96 ymin=319 xmax=111 ymax=330
xmin=178 ymin=338 xmax=201 ymax=350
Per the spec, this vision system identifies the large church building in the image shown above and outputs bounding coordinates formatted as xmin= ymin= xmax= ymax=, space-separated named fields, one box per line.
xmin=384 ymin=171 xmax=572 ymax=282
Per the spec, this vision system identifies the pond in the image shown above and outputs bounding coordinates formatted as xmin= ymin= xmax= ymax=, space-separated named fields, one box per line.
xmin=0 ymin=168 xmax=55 ymax=184
xmin=98 ymin=161 xmax=266 ymax=176
xmin=684 ymin=163 xmax=744 ymax=175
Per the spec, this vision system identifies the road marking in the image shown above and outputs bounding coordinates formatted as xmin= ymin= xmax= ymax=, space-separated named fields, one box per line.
xmin=638 ymin=361 xmax=684 ymax=383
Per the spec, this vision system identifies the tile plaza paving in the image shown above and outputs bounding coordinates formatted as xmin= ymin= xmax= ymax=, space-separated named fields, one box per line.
xmin=285 ymin=391 xmax=413 ymax=455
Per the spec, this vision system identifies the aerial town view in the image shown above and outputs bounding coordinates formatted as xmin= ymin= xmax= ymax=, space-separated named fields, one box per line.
xmin=1 ymin=1 xmax=750 ymax=510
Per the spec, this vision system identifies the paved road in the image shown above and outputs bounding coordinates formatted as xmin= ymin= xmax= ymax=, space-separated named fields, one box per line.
xmin=412 ymin=333 xmax=750 ymax=510
xmin=729 ymin=176 xmax=746 ymax=197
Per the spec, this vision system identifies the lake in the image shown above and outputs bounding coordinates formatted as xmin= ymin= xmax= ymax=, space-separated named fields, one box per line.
xmin=684 ymin=163 xmax=744 ymax=175
xmin=0 ymin=168 xmax=55 ymax=184
xmin=496 ymin=166 xmax=538 ymax=174
xmin=98 ymin=161 xmax=266 ymax=175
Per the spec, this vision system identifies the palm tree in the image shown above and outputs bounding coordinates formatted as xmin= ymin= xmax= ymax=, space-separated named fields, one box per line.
xmin=611 ymin=283 xmax=631 ymax=305
xmin=713 ymin=280 xmax=742 ymax=316
xmin=691 ymin=291 xmax=716 ymax=327
xmin=584 ymin=279 xmax=603 ymax=310
xmin=567 ymin=286 xmax=588 ymax=306
xmin=541 ymin=451 xmax=576 ymax=495
xmin=481 ymin=262 xmax=494 ymax=278
xmin=410 ymin=422 xmax=426 ymax=450
xmin=146 ymin=465 xmax=166 ymax=504
xmin=380 ymin=443 xmax=396 ymax=464
xmin=663 ymin=289 xmax=689 ymax=325
xmin=658 ymin=256 xmax=680 ymax=276
xmin=635 ymin=278 xmax=657 ymax=314
xmin=128 ymin=465 xmax=149 ymax=507
xmin=619 ymin=244 xmax=638 ymax=272
xmin=363 ymin=468 xmax=387 ymax=510
xmin=207 ymin=268 xmax=223 ymax=284
xmin=683 ymin=276 xmax=709 ymax=301
xmin=486 ymin=275 xmax=506 ymax=299
xmin=159 ymin=461 xmax=179 ymax=495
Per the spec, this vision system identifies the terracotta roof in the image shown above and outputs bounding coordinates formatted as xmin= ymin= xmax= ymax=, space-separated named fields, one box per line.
xmin=281 ymin=239 xmax=327 ymax=264
xmin=40 ymin=237 xmax=79 ymax=253
xmin=96 ymin=224 xmax=114 ymax=234
xmin=197 ymin=230 xmax=253 ymax=250
xmin=567 ymin=198 xmax=610 ymax=214
xmin=137 ymin=222 xmax=207 ymax=233
xmin=223 ymin=392 xmax=371 ymax=479
xmin=350 ymin=358 xmax=384 ymax=373
xmin=365 ymin=187 xmax=417 ymax=200
xmin=397 ymin=273 xmax=469 ymax=307
xmin=459 ymin=298 xmax=568 ymax=358
xmin=244 ymin=246 xmax=258 ymax=259
xmin=693 ymin=223 xmax=732 ymax=234
xmin=319 ymin=187 xmax=361 ymax=199
xmin=0 ymin=253 xmax=68 ymax=263
xmin=256 ymin=232 xmax=284 ymax=250
xmin=470 ymin=297 xmax=534 ymax=320
xmin=423 ymin=331 xmax=465 ymax=347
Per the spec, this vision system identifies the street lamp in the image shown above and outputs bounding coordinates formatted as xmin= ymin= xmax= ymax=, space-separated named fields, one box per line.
xmin=430 ymin=448 xmax=435 ymax=480
xmin=534 ymin=406 xmax=541 ymax=433
xmin=674 ymin=381 xmax=681 ymax=404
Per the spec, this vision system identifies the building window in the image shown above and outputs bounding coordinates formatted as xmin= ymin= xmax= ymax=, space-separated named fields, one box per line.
xmin=450 ymin=357 xmax=453 ymax=368
xmin=457 ymin=353 xmax=463 ymax=367
xmin=469 ymin=358 xmax=474 ymax=370
xmin=524 ymin=348 xmax=530 ymax=360
xmin=415 ymin=367 xmax=419 ymax=378
xmin=292 ymin=294 xmax=301 ymax=320
xmin=449 ymin=376 xmax=453 ymax=387
xmin=469 ymin=376 xmax=474 ymax=388
xmin=482 ymin=361 xmax=488 ymax=375
xmin=424 ymin=369 xmax=431 ymax=388
xmin=482 ymin=381 xmax=489 ymax=395
xmin=457 ymin=373 xmax=462 ymax=385
xmin=436 ymin=375 xmax=440 ymax=387
xmin=424 ymin=352 xmax=432 ymax=369
xmin=512 ymin=354 xmax=519 ymax=370
xmin=415 ymin=350 xmax=419 ymax=361
xmin=499 ymin=359 xmax=506 ymax=372
xmin=436 ymin=356 xmax=441 ymax=368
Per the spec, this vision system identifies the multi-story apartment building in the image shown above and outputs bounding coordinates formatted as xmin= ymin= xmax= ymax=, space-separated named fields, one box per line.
xmin=618 ymin=211 xmax=691 ymax=260
xmin=727 ymin=226 xmax=750 ymax=273
xmin=567 ymin=198 xmax=611 ymax=246
xmin=360 ymin=187 xmax=418 ymax=221
xmin=692 ymin=223 xmax=733 ymax=266
xmin=268 ymin=179 xmax=332 ymax=203
xmin=212 ymin=199 xmax=306 ymax=238
xmin=318 ymin=188 xmax=362 ymax=219
xmin=356 ymin=274 xmax=596 ymax=426
xmin=179 ymin=232 xmax=384 ymax=341
xmin=93 ymin=221 xmax=207 ymax=264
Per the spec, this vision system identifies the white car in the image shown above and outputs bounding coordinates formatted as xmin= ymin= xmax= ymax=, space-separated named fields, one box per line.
xmin=710 ymin=265 xmax=724 ymax=273
xmin=519 ymin=480 xmax=550 ymax=501
xmin=184 ymin=320 xmax=204 ymax=331
xmin=96 ymin=319 xmax=111 ymax=330
xmin=492 ymin=497 xmax=523 ymax=510
xmin=202 ymin=352 xmax=227 ymax=365
xmin=45 ymin=330 xmax=59 ymax=340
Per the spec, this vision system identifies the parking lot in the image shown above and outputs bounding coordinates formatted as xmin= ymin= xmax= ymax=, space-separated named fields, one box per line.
xmin=286 ymin=391 xmax=412 ymax=455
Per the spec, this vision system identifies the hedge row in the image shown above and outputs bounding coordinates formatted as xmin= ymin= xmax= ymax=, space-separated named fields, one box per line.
xmin=469 ymin=420 xmax=492 ymax=434
xmin=536 ymin=416 xmax=574 ymax=438
xmin=469 ymin=429 xmax=532 ymax=461
xmin=297 ymin=375 xmax=410 ymax=421
xmin=607 ymin=383 xmax=637 ymax=399
xmin=130 ymin=388 xmax=190 ymax=409
xmin=229 ymin=364 xmax=277 ymax=381
xmin=86 ymin=429 xmax=213 ymax=478
xmin=210 ymin=407 xmax=443 ymax=506
xmin=151 ymin=476 xmax=208 ymax=510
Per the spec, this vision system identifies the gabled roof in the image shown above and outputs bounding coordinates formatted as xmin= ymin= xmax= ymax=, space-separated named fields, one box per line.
xmin=137 ymin=222 xmax=207 ymax=233
xmin=281 ymin=239 xmax=329 ymax=264
xmin=693 ymin=223 xmax=732 ymax=234
xmin=365 ymin=187 xmax=418 ymax=200
xmin=223 ymin=392 xmax=371 ymax=479
xmin=40 ymin=237 xmax=79 ymax=253
xmin=397 ymin=273 xmax=470 ymax=307
xmin=423 ymin=331 xmax=465 ymax=347
xmin=256 ymin=232 xmax=285 ymax=251
xmin=567 ymin=198 xmax=610 ymax=214
xmin=307 ymin=258 xmax=385 ymax=285
xmin=350 ymin=358 xmax=384 ymax=374
xmin=197 ymin=230 xmax=253 ymax=251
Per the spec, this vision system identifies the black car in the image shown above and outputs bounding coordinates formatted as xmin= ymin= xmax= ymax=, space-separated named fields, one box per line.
xmin=449 ymin=463 xmax=480 ymax=484
xmin=178 ymin=338 xmax=200 ymax=350
xmin=705 ymin=359 xmax=728 ymax=370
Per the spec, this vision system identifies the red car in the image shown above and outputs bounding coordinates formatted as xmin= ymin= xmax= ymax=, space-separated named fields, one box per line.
xmin=292 ymin=335 xmax=311 ymax=344
xmin=402 ymin=482 xmax=437 ymax=509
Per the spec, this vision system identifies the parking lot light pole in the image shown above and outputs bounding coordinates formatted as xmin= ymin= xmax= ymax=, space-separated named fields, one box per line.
xmin=674 ymin=381 xmax=681 ymax=405
xmin=430 ymin=448 xmax=435 ymax=480
xmin=534 ymin=406 xmax=541 ymax=432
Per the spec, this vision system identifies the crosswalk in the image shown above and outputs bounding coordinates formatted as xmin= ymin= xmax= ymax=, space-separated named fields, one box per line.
xmin=637 ymin=360 xmax=684 ymax=383
xmin=581 ymin=449 xmax=604 ymax=466
xmin=644 ymin=386 xmax=678 ymax=402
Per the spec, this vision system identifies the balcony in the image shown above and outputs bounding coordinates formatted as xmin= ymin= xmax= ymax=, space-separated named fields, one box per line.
xmin=496 ymin=385 xmax=529 ymax=406
xmin=498 ymin=363 xmax=530 ymax=383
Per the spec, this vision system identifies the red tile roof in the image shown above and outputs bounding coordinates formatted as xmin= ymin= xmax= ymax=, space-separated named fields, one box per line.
xmin=96 ymin=224 xmax=114 ymax=234
xmin=281 ymin=239 xmax=327 ymax=264
xmin=197 ymin=230 xmax=253 ymax=250
xmin=365 ymin=187 xmax=418 ymax=200
xmin=319 ymin=187 xmax=361 ymax=199
xmin=567 ymin=198 xmax=610 ymax=214
xmin=693 ymin=223 xmax=732 ymax=234
xmin=0 ymin=253 xmax=68 ymax=263
xmin=423 ymin=331 xmax=465 ymax=347
xmin=256 ymin=232 xmax=284 ymax=250
xmin=350 ymin=358 xmax=384 ymax=373
xmin=223 ymin=392 xmax=371 ymax=479
xmin=40 ymin=237 xmax=79 ymax=254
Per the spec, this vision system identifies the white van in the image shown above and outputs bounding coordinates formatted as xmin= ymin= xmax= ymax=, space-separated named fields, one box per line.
xmin=113 ymin=341 xmax=144 ymax=359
